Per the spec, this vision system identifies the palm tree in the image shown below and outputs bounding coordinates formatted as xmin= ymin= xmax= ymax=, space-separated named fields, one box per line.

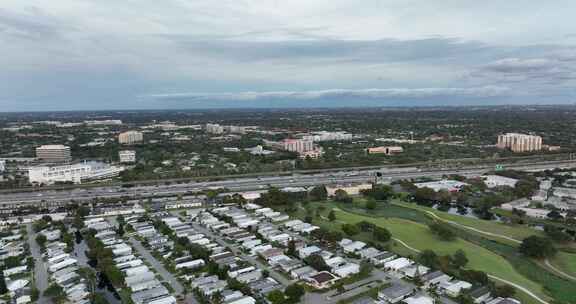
xmin=78 ymin=267 xmax=97 ymax=300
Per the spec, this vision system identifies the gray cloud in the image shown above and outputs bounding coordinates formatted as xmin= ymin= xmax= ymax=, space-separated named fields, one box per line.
xmin=0 ymin=7 xmax=65 ymax=40
xmin=470 ymin=54 xmax=576 ymax=85
xmin=165 ymin=36 xmax=491 ymax=64
xmin=148 ymin=86 xmax=510 ymax=102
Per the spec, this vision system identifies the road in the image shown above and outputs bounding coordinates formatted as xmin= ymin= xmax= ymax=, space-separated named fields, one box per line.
xmin=3 ymin=160 xmax=575 ymax=206
xmin=128 ymin=237 xmax=185 ymax=294
xmin=26 ymin=224 xmax=49 ymax=304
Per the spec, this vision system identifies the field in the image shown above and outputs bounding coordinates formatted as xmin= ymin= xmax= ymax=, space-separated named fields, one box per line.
xmin=551 ymin=252 xmax=576 ymax=277
xmin=391 ymin=201 xmax=542 ymax=242
xmin=329 ymin=208 xmax=548 ymax=302
xmin=293 ymin=201 xmax=557 ymax=304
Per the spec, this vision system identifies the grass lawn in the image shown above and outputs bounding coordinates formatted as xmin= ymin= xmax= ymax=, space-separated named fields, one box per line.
xmin=295 ymin=201 xmax=576 ymax=303
xmin=333 ymin=208 xmax=545 ymax=299
xmin=551 ymin=251 xmax=576 ymax=277
xmin=391 ymin=201 xmax=542 ymax=242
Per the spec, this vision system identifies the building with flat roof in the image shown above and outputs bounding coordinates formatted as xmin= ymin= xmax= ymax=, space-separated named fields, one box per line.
xmin=36 ymin=145 xmax=71 ymax=163
xmin=497 ymin=133 xmax=542 ymax=152
xmin=28 ymin=161 xmax=124 ymax=185
xmin=367 ymin=146 xmax=404 ymax=155
xmin=119 ymin=150 xmax=136 ymax=163
xmin=118 ymin=131 xmax=143 ymax=145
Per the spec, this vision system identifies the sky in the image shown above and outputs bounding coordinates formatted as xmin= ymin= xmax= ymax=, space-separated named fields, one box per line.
xmin=1 ymin=0 xmax=576 ymax=111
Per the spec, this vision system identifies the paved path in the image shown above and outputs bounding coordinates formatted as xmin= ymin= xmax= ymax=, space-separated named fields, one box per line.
xmin=128 ymin=237 xmax=184 ymax=294
xmin=333 ymin=207 xmax=551 ymax=304
xmin=26 ymin=224 xmax=49 ymax=304
xmin=487 ymin=275 xmax=549 ymax=304
xmin=415 ymin=207 xmax=522 ymax=244
xmin=544 ymin=259 xmax=576 ymax=281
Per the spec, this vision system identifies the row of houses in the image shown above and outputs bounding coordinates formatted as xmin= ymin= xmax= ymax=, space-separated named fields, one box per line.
xmin=40 ymin=224 xmax=90 ymax=304
xmin=1 ymin=228 xmax=32 ymax=304
xmin=160 ymin=211 xmax=274 ymax=304
xmin=85 ymin=217 xmax=177 ymax=304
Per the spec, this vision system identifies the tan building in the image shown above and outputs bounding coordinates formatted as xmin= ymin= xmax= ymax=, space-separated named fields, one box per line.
xmin=497 ymin=133 xmax=542 ymax=152
xmin=367 ymin=146 xmax=404 ymax=155
xmin=118 ymin=131 xmax=143 ymax=145
xmin=326 ymin=183 xmax=373 ymax=197
xmin=36 ymin=145 xmax=71 ymax=163
xmin=281 ymin=139 xmax=314 ymax=153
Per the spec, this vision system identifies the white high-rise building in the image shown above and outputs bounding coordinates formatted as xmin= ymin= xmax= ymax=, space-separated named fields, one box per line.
xmin=36 ymin=145 xmax=72 ymax=163
xmin=206 ymin=123 xmax=224 ymax=134
xmin=118 ymin=131 xmax=143 ymax=145
xmin=119 ymin=150 xmax=136 ymax=163
xmin=497 ymin=133 xmax=542 ymax=152
xmin=281 ymin=139 xmax=314 ymax=153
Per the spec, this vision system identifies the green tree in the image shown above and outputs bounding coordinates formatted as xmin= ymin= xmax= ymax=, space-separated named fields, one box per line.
xmin=365 ymin=198 xmax=377 ymax=210
xmin=35 ymin=234 xmax=47 ymax=248
xmin=452 ymin=249 xmax=468 ymax=268
xmin=267 ymin=290 xmax=286 ymax=304
xmin=286 ymin=240 xmax=297 ymax=257
xmin=334 ymin=189 xmax=352 ymax=203
xmin=285 ymin=284 xmax=305 ymax=302
xmin=418 ymin=249 xmax=439 ymax=269
xmin=373 ymin=226 xmax=391 ymax=242
xmin=328 ymin=210 xmax=336 ymax=222
xmin=304 ymin=254 xmax=330 ymax=271
xmin=0 ymin=268 xmax=7 ymax=294
xmin=309 ymin=185 xmax=328 ymax=201
xmin=493 ymin=285 xmax=516 ymax=298
xmin=519 ymin=236 xmax=556 ymax=258
xmin=428 ymin=222 xmax=455 ymax=241
xmin=342 ymin=224 xmax=360 ymax=236
xmin=414 ymin=187 xmax=436 ymax=206
xmin=78 ymin=267 xmax=97 ymax=298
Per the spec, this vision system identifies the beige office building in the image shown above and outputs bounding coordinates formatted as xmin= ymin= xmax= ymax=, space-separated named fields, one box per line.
xmin=118 ymin=131 xmax=143 ymax=145
xmin=497 ymin=133 xmax=542 ymax=152
xmin=36 ymin=145 xmax=72 ymax=163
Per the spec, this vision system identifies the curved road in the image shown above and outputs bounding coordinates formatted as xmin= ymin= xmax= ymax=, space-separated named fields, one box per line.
xmin=544 ymin=259 xmax=576 ymax=281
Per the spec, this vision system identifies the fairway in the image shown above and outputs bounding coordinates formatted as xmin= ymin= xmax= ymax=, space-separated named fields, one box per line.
xmin=551 ymin=252 xmax=576 ymax=277
xmin=330 ymin=208 xmax=548 ymax=302
xmin=392 ymin=201 xmax=542 ymax=242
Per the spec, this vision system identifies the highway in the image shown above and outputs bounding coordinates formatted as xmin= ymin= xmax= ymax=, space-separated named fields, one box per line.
xmin=1 ymin=160 xmax=575 ymax=205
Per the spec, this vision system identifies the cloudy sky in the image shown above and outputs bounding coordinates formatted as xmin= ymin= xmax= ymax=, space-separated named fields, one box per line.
xmin=1 ymin=0 xmax=576 ymax=111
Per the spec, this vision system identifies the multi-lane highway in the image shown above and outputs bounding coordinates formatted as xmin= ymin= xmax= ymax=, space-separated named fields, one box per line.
xmin=1 ymin=160 xmax=575 ymax=206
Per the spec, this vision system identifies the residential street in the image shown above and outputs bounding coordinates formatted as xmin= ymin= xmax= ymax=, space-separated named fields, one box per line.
xmin=128 ymin=237 xmax=184 ymax=294
xmin=26 ymin=224 xmax=49 ymax=304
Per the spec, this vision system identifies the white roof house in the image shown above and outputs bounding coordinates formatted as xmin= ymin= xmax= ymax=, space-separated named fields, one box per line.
xmin=48 ymin=258 xmax=77 ymax=272
xmin=175 ymin=259 xmax=205 ymax=270
xmin=342 ymin=241 xmax=366 ymax=253
xmin=333 ymin=263 xmax=360 ymax=278
xmin=225 ymin=296 xmax=256 ymax=304
xmin=7 ymin=279 xmax=29 ymax=292
xmin=404 ymin=295 xmax=435 ymax=304
xmin=441 ymin=280 xmax=473 ymax=297
xmin=384 ymin=257 xmax=413 ymax=271
xmin=298 ymin=246 xmax=322 ymax=259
